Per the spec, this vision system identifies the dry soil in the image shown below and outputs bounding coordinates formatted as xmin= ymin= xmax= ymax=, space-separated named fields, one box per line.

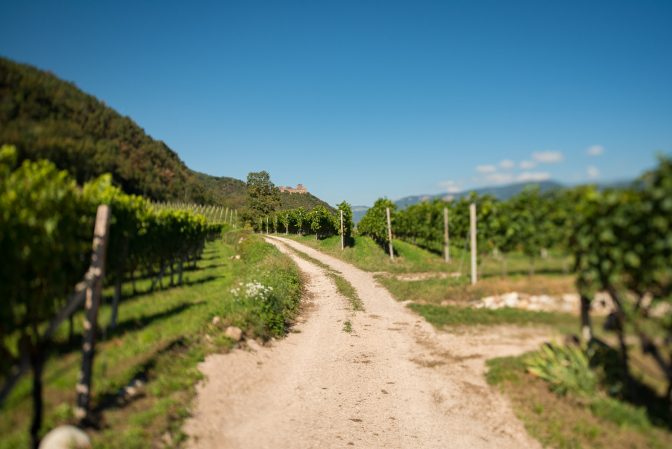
xmin=183 ymin=236 xmax=549 ymax=449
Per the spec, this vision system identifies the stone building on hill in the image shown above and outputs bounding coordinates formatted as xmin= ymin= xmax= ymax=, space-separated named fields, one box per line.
xmin=278 ymin=184 xmax=308 ymax=194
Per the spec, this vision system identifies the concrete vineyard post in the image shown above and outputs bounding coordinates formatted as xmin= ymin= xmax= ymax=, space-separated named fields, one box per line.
xmin=470 ymin=203 xmax=477 ymax=285
xmin=443 ymin=207 xmax=450 ymax=263
xmin=386 ymin=207 xmax=394 ymax=261
xmin=75 ymin=204 xmax=111 ymax=423
xmin=340 ymin=209 xmax=344 ymax=250
xmin=266 ymin=216 xmax=269 ymax=234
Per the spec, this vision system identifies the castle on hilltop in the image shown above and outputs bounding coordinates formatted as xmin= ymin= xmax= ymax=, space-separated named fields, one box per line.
xmin=278 ymin=184 xmax=308 ymax=194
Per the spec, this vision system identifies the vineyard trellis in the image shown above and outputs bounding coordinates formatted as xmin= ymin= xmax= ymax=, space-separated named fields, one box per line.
xmin=254 ymin=202 xmax=355 ymax=248
xmin=357 ymin=155 xmax=672 ymax=408
xmin=0 ymin=145 xmax=228 ymax=446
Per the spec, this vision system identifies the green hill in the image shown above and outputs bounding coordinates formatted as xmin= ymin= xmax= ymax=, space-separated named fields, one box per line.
xmin=0 ymin=57 xmax=211 ymax=202
xmin=0 ymin=57 xmax=332 ymax=211
xmin=279 ymin=191 xmax=333 ymax=211
xmin=193 ymin=171 xmax=248 ymax=208
xmin=192 ymin=172 xmax=333 ymax=211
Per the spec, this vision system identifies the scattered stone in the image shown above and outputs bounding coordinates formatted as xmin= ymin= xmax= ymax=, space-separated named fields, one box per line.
xmin=234 ymin=254 xmax=241 ymax=260
xmin=225 ymin=326 xmax=243 ymax=342
xmin=211 ymin=316 xmax=222 ymax=326
xmin=122 ymin=378 xmax=145 ymax=399
xmin=162 ymin=432 xmax=174 ymax=446
xmin=39 ymin=425 xmax=91 ymax=449
xmin=246 ymin=339 xmax=262 ymax=351
xmin=472 ymin=291 xmax=614 ymax=315
xmin=393 ymin=272 xmax=461 ymax=281
xmin=501 ymin=292 xmax=519 ymax=308
xmin=651 ymin=301 xmax=672 ymax=318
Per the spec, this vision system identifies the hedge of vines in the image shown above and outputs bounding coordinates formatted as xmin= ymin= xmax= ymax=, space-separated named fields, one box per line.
xmin=360 ymin=189 xmax=569 ymax=265
xmin=153 ymin=201 xmax=239 ymax=226
xmin=360 ymin=156 xmax=672 ymax=402
xmin=256 ymin=202 xmax=354 ymax=243
xmin=0 ymin=145 xmax=223 ymax=378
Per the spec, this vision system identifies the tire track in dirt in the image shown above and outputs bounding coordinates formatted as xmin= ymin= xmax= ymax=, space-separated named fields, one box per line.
xmin=184 ymin=236 xmax=548 ymax=448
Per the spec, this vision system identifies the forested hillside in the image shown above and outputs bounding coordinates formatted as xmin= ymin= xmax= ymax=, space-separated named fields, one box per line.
xmin=0 ymin=57 xmax=331 ymax=211
xmin=279 ymin=191 xmax=333 ymax=211
xmin=0 ymin=57 xmax=214 ymax=202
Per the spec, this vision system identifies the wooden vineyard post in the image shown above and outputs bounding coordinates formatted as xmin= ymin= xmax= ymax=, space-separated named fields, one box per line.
xmin=443 ymin=207 xmax=450 ymax=263
xmin=75 ymin=204 xmax=111 ymax=423
xmin=470 ymin=203 xmax=477 ymax=285
xmin=386 ymin=207 xmax=394 ymax=261
xmin=340 ymin=209 xmax=344 ymax=250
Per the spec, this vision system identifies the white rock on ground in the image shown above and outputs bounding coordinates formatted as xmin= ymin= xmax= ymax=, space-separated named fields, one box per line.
xmin=225 ymin=326 xmax=243 ymax=342
xmin=39 ymin=426 xmax=91 ymax=449
xmin=246 ymin=339 xmax=262 ymax=352
xmin=473 ymin=291 xmax=614 ymax=315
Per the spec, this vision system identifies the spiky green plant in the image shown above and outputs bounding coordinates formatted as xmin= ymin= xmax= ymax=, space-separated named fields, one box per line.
xmin=526 ymin=342 xmax=597 ymax=396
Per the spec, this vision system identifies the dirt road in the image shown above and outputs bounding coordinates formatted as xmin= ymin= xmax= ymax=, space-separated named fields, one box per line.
xmin=184 ymin=236 xmax=548 ymax=448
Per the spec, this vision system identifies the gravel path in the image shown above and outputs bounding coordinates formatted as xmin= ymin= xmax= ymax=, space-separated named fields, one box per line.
xmin=184 ymin=236 xmax=547 ymax=449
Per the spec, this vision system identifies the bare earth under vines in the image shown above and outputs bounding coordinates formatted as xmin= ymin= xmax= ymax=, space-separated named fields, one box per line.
xmin=184 ymin=236 xmax=549 ymax=448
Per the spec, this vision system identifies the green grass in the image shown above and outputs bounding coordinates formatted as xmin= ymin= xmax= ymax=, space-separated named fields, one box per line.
xmin=284 ymin=234 xmax=571 ymax=277
xmin=409 ymin=303 xmax=579 ymax=334
xmin=330 ymin=273 xmax=364 ymax=312
xmin=284 ymin=245 xmax=364 ymax=312
xmin=286 ymin=234 xmax=575 ymax=313
xmin=342 ymin=320 xmax=353 ymax=333
xmin=285 ymin=234 xmax=454 ymax=273
xmin=486 ymin=354 xmax=672 ymax=449
xmin=0 ymin=231 xmax=302 ymax=449
xmin=379 ymin=273 xmax=576 ymax=305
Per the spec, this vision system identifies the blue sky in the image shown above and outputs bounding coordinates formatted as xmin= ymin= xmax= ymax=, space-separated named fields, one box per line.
xmin=2 ymin=0 xmax=671 ymax=205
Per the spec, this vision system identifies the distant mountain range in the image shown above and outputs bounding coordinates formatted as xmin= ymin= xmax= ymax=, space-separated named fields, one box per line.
xmin=394 ymin=180 xmax=564 ymax=209
xmin=352 ymin=179 xmax=632 ymax=223
xmin=351 ymin=206 xmax=373 ymax=224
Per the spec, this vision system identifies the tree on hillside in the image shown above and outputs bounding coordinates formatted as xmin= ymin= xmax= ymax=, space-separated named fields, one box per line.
xmin=245 ymin=171 xmax=280 ymax=222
